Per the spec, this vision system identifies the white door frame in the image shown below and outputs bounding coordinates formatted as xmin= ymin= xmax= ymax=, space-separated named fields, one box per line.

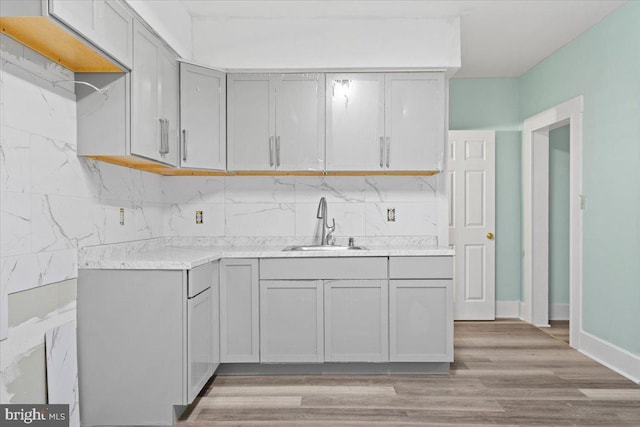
xmin=522 ymin=96 xmax=583 ymax=349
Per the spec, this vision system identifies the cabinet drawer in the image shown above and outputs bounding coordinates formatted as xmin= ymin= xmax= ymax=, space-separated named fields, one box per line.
xmin=389 ymin=256 xmax=453 ymax=279
xmin=188 ymin=262 xmax=217 ymax=297
xmin=260 ymin=257 xmax=387 ymax=280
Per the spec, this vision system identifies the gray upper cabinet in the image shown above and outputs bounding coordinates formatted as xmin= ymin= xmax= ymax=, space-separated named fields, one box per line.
xmin=131 ymin=20 xmax=179 ymax=166
xmin=260 ymin=280 xmax=324 ymax=363
xmin=179 ymin=63 xmax=226 ymax=170
xmin=49 ymin=0 xmax=133 ymax=68
xmin=384 ymin=73 xmax=445 ymax=171
xmin=219 ymin=259 xmax=260 ymax=363
xmin=326 ymin=72 xmax=445 ymax=172
xmin=326 ymin=73 xmax=385 ymax=171
xmin=227 ymin=73 xmax=325 ymax=171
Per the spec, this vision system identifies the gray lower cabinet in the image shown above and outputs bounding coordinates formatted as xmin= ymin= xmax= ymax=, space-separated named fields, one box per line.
xmin=388 ymin=256 xmax=454 ymax=362
xmin=260 ymin=280 xmax=324 ymax=362
xmin=78 ymin=261 xmax=218 ymax=426
xmin=324 ymin=279 xmax=389 ymax=362
xmin=220 ymin=259 xmax=260 ymax=362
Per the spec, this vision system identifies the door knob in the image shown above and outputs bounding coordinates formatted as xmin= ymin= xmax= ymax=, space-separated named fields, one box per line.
xmin=486 ymin=232 xmax=494 ymax=240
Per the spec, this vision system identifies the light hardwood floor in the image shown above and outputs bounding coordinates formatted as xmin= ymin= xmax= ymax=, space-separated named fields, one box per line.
xmin=176 ymin=320 xmax=640 ymax=426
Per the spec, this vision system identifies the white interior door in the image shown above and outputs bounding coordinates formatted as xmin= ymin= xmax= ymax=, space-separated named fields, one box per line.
xmin=449 ymin=131 xmax=496 ymax=320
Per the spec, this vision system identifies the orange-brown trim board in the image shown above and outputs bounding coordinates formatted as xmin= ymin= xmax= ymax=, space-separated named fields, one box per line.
xmin=87 ymin=156 xmax=441 ymax=177
xmin=0 ymin=16 xmax=122 ymax=72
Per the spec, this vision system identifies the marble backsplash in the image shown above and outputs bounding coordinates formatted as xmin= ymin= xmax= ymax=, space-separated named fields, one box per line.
xmin=162 ymin=175 xmax=440 ymax=244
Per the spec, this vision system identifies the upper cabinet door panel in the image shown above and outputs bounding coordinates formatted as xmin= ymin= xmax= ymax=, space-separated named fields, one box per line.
xmin=49 ymin=0 xmax=97 ymax=41
xmin=98 ymin=0 xmax=133 ymax=68
xmin=326 ymin=73 xmax=385 ymax=171
xmin=385 ymin=73 xmax=445 ymax=171
xmin=158 ymin=47 xmax=179 ymax=166
xmin=131 ymin=21 xmax=160 ymax=162
xmin=227 ymin=74 xmax=275 ymax=171
xmin=276 ymin=74 xmax=325 ymax=171
xmin=180 ymin=63 xmax=226 ymax=170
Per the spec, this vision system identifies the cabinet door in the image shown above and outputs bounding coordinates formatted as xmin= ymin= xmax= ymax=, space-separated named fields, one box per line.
xmin=276 ymin=74 xmax=325 ymax=171
xmin=158 ymin=45 xmax=180 ymax=166
xmin=180 ymin=63 xmax=226 ymax=170
xmin=324 ymin=280 xmax=388 ymax=362
xmin=260 ymin=280 xmax=323 ymax=363
xmin=49 ymin=0 xmax=98 ymax=42
xmin=227 ymin=74 xmax=276 ymax=171
xmin=131 ymin=20 xmax=161 ymax=162
xmin=219 ymin=259 xmax=259 ymax=363
xmin=187 ymin=287 xmax=213 ymax=403
xmin=326 ymin=73 xmax=385 ymax=171
xmin=97 ymin=0 xmax=133 ymax=68
xmin=389 ymin=280 xmax=453 ymax=362
xmin=385 ymin=73 xmax=445 ymax=171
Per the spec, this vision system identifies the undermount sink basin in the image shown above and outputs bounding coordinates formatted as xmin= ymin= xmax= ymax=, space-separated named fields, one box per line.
xmin=283 ymin=245 xmax=367 ymax=251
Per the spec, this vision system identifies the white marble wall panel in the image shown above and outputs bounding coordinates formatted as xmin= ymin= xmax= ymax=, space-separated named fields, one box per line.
xmin=365 ymin=176 xmax=437 ymax=202
xmin=225 ymin=176 xmax=295 ymax=203
xmin=45 ymin=321 xmax=80 ymax=427
xmin=163 ymin=176 xmax=225 ymax=204
xmin=225 ymin=203 xmax=296 ymax=237
xmin=365 ymin=202 xmax=438 ymax=237
xmin=166 ymin=203 xmax=225 ymax=237
xmin=0 ymin=40 xmax=166 ymax=307
xmin=294 ymin=176 xmax=366 ymax=203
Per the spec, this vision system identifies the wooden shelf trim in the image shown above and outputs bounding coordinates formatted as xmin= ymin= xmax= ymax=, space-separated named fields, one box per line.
xmin=87 ymin=156 xmax=441 ymax=176
xmin=0 ymin=16 xmax=122 ymax=72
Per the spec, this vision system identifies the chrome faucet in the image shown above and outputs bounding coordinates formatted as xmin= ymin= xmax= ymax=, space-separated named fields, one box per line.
xmin=316 ymin=197 xmax=336 ymax=246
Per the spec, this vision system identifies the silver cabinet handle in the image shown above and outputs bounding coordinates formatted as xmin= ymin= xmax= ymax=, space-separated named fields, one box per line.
xmin=379 ymin=136 xmax=384 ymax=168
xmin=386 ymin=136 xmax=391 ymax=168
xmin=159 ymin=118 xmax=164 ymax=155
xmin=276 ymin=136 xmax=281 ymax=167
xmin=164 ymin=119 xmax=170 ymax=154
xmin=182 ymin=129 xmax=187 ymax=162
xmin=269 ymin=136 xmax=274 ymax=167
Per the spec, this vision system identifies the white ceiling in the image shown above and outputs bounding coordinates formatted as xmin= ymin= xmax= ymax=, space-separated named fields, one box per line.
xmin=181 ymin=0 xmax=626 ymax=78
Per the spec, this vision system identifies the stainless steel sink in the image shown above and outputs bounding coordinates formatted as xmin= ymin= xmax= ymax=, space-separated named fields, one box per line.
xmin=283 ymin=245 xmax=367 ymax=251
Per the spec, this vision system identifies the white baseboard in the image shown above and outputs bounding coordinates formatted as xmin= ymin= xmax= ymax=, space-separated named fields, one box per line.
xmin=579 ymin=330 xmax=640 ymax=384
xmin=550 ymin=303 xmax=570 ymax=320
xmin=496 ymin=301 xmax=521 ymax=318
xmin=519 ymin=302 xmax=527 ymax=321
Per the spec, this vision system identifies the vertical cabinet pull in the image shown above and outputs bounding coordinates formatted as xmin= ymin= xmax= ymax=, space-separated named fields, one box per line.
xmin=269 ymin=136 xmax=274 ymax=167
xmin=276 ymin=136 xmax=281 ymax=167
xmin=386 ymin=136 xmax=391 ymax=168
xmin=164 ymin=120 xmax=169 ymax=154
xmin=379 ymin=136 xmax=384 ymax=168
xmin=182 ymin=129 xmax=187 ymax=162
xmin=158 ymin=118 xmax=164 ymax=155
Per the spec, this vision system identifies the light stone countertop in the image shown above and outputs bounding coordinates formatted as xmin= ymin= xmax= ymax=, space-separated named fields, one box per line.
xmin=79 ymin=242 xmax=454 ymax=270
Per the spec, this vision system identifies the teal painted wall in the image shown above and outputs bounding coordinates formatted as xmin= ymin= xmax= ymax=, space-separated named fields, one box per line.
xmin=549 ymin=125 xmax=570 ymax=305
xmin=449 ymin=78 xmax=522 ymax=302
xmin=519 ymin=2 xmax=640 ymax=354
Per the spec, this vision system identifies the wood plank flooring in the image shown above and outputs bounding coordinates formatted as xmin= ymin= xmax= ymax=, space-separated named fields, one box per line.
xmin=176 ymin=320 xmax=640 ymax=426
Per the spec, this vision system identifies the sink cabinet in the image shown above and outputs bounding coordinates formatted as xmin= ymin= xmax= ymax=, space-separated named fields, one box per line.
xmin=260 ymin=280 xmax=324 ymax=363
xmin=324 ymin=279 xmax=389 ymax=362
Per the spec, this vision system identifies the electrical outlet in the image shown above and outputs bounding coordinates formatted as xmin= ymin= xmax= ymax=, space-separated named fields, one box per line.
xmin=119 ymin=208 xmax=125 ymax=226
xmin=387 ymin=208 xmax=396 ymax=222
xmin=196 ymin=210 xmax=203 ymax=224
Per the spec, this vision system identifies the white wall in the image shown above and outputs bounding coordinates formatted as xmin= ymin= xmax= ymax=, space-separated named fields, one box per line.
xmin=193 ymin=16 xmax=460 ymax=71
